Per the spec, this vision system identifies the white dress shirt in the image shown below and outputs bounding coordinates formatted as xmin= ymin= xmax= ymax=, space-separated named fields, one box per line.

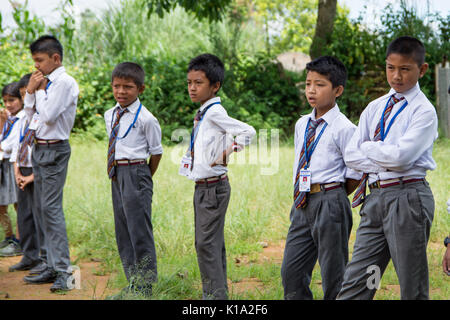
xmin=344 ymin=83 xmax=438 ymax=184
xmin=1 ymin=110 xmax=25 ymax=160
xmin=104 ymin=98 xmax=163 ymax=160
xmin=10 ymin=109 xmax=33 ymax=167
xmin=24 ymin=66 xmax=79 ymax=140
xmin=189 ymin=97 xmax=256 ymax=181
xmin=293 ymin=104 xmax=361 ymax=185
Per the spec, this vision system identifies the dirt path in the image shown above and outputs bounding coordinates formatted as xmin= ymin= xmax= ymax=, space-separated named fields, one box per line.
xmin=0 ymin=256 xmax=114 ymax=300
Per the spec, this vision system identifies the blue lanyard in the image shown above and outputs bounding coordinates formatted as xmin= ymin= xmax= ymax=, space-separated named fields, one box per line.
xmin=110 ymin=103 xmax=142 ymax=140
xmin=380 ymin=96 xmax=408 ymax=141
xmin=2 ymin=118 xmax=19 ymax=141
xmin=189 ymin=102 xmax=220 ymax=152
xmin=46 ymin=81 xmax=52 ymax=91
xmin=303 ymin=118 xmax=328 ymax=169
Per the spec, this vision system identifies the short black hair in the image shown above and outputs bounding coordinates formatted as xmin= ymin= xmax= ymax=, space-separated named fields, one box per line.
xmin=2 ymin=82 xmax=21 ymax=99
xmin=386 ymin=36 xmax=425 ymax=66
xmin=18 ymin=73 xmax=32 ymax=89
xmin=111 ymin=62 xmax=145 ymax=87
xmin=188 ymin=53 xmax=225 ymax=92
xmin=30 ymin=35 xmax=64 ymax=61
xmin=305 ymin=56 xmax=347 ymax=88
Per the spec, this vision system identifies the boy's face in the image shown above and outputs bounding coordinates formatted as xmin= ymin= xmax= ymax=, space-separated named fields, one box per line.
xmin=187 ymin=70 xmax=220 ymax=105
xmin=112 ymin=77 xmax=145 ymax=108
xmin=305 ymin=71 xmax=343 ymax=112
xmin=31 ymin=52 xmax=61 ymax=76
xmin=386 ymin=53 xmax=428 ymax=93
xmin=2 ymin=95 xmax=23 ymax=116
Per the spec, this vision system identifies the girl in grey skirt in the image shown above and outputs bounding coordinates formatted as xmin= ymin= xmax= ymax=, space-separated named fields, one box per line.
xmin=0 ymin=82 xmax=22 ymax=256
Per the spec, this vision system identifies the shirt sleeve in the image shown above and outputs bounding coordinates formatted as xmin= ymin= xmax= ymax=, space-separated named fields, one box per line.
xmin=145 ymin=116 xmax=163 ymax=155
xmin=343 ymin=106 xmax=387 ymax=173
xmin=24 ymin=92 xmax=36 ymax=119
xmin=360 ymin=105 xmax=438 ymax=170
xmin=35 ymin=79 xmax=78 ymax=125
xmin=209 ymin=109 xmax=256 ymax=146
xmin=335 ymin=119 xmax=363 ymax=180
xmin=1 ymin=121 xmax=21 ymax=154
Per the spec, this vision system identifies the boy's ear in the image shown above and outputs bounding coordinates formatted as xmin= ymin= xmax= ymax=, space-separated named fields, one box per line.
xmin=51 ymin=53 xmax=62 ymax=64
xmin=212 ymin=81 xmax=221 ymax=94
xmin=334 ymin=85 xmax=344 ymax=98
xmin=419 ymin=63 xmax=428 ymax=78
xmin=138 ymin=84 xmax=146 ymax=94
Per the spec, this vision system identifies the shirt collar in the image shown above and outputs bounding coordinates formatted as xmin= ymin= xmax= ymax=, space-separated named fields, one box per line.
xmin=47 ymin=66 xmax=65 ymax=82
xmin=16 ymin=110 xmax=26 ymax=119
xmin=309 ymin=104 xmax=339 ymax=125
xmin=115 ymin=98 xmax=141 ymax=114
xmin=199 ymin=96 xmax=221 ymax=112
xmin=388 ymin=82 xmax=420 ymax=103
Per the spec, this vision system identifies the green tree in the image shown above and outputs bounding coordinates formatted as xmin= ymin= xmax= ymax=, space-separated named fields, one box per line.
xmin=309 ymin=0 xmax=337 ymax=59
xmin=251 ymin=0 xmax=317 ymax=55
xmin=144 ymin=0 xmax=233 ymax=22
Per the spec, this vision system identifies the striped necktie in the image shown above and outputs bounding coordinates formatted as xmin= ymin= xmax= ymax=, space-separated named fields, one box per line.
xmin=18 ymin=119 xmax=35 ymax=166
xmin=1 ymin=116 xmax=18 ymax=142
xmin=293 ymin=118 xmax=325 ymax=209
xmin=107 ymin=107 xmax=128 ymax=179
xmin=351 ymin=94 xmax=405 ymax=207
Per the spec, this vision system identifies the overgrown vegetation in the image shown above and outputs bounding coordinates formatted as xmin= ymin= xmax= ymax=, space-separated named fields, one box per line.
xmin=0 ymin=0 xmax=448 ymax=140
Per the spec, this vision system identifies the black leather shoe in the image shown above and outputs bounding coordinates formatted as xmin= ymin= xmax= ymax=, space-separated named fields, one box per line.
xmin=9 ymin=259 xmax=39 ymax=272
xmin=28 ymin=261 xmax=48 ymax=275
xmin=50 ymin=272 xmax=74 ymax=292
xmin=23 ymin=268 xmax=57 ymax=284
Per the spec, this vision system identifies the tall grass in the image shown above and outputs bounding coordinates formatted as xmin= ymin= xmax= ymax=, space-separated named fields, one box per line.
xmin=70 ymin=0 xmax=266 ymax=67
xmin=1 ymin=137 xmax=449 ymax=299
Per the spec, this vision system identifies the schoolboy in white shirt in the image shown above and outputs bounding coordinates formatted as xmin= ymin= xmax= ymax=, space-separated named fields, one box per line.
xmin=281 ymin=56 xmax=360 ymax=300
xmin=8 ymin=74 xmax=47 ymax=273
xmin=182 ymin=53 xmax=256 ymax=300
xmin=105 ymin=62 xmax=162 ymax=298
xmin=337 ymin=36 xmax=438 ymax=300
xmin=22 ymin=35 xmax=79 ymax=292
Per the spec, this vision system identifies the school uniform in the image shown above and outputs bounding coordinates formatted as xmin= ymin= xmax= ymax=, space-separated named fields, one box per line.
xmin=185 ymin=96 xmax=256 ymax=300
xmin=0 ymin=111 xmax=22 ymax=206
xmin=337 ymin=83 xmax=437 ymax=300
xmin=10 ymin=108 xmax=47 ymax=267
xmin=281 ymin=104 xmax=360 ymax=300
xmin=104 ymin=98 xmax=162 ymax=287
xmin=23 ymin=65 xmax=79 ymax=275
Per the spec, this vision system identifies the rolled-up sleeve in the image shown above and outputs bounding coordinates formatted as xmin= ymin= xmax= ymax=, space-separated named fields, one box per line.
xmin=145 ymin=117 xmax=163 ymax=155
xmin=209 ymin=109 xmax=256 ymax=146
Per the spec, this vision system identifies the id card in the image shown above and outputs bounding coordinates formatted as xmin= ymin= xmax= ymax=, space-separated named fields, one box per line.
xmin=299 ymin=169 xmax=311 ymax=192
xmin=179 ymin=154 xmax=192 ymax=177
xmin=29 ymin=113 xmax=40 ymax=130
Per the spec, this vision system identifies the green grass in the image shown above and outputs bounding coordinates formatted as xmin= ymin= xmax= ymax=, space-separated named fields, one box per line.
xmin=1 ymin=136 xmax=449 ymax=300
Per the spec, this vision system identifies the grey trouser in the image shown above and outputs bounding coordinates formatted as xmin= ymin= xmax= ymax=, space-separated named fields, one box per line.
xmin=281 ymin=186 xmax=353 ymax=300
xmin=16 ymin=167 xmax=47 ymax=264
xmin=32 ymin=140 xmax=71 ymax=273
xmin=337 ymin=180 xmax=434 ymax=300
xmin=111 ymin=163 xmax=157 ymax=286
xmin=194 ymin=178 xmax=231 ymax=300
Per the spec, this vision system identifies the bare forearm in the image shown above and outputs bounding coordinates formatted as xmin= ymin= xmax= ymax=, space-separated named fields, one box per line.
xmin=149 ymin=154 xmax=162 ymax=176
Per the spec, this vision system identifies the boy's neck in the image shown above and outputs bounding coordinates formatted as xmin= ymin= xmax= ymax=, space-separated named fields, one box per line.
xmin=314 ymin=104 xmax=335 ymax=119
xmin=200 ymin=94 xmax=217 ymax=106
xmin=46 ymin=64 xmax=63 ymax=76
xmin=119 ymin=98 xmax=138 ymax=109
